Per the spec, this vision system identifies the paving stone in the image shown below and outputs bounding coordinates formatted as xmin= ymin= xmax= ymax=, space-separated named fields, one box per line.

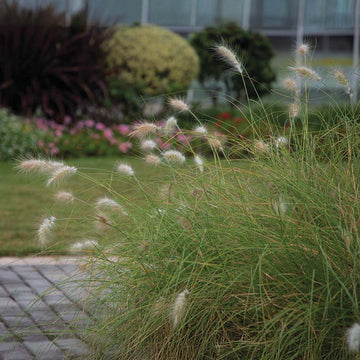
xmin=12 ymin=266 xmax=43 ymax=280
xmin=57 ymin=264 xmax=79 ymax=275
xmin=0 ymin=342 xmax=33 ymax=360
xmin=0 ymin=258 xmax=91 ymax=359
xmin=0 ymin=269 xmax=22 ymax=285
xmin=1 ymin=315 xmax=38 ymax=330
xmin=0 ymin=322 xmax=15 ymax=342
xmin=2 ymin=284 xmax=32 ymax=297
xmin=0 ymin=298 xmax=22 ymax=316
xmin=23 ymin=340 xmax=63 ymax=360
xmin=55 ymin=338 xmax=89 ymax=357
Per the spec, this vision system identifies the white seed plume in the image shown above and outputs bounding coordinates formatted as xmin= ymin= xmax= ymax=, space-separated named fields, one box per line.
xmin=296 ymin=43 xmax=310 ymax=56
xmin=18 ymin=159 xmax=65 ymax=174
xmin=70 ymin=239 xmax=98 ymax=251
xmin=163 ymin=150 xmax=186 ymax=164
xmin=283 ymin=77 xmax=298 ymax=92
xmin=116 ymin=163 xmax=134 ymax=176
xmin=333 ymin=69 xmax=351 ymax=93
xmin=215 ymin=44 xmax=243 ymax=74
xmin=208 ymin=137 xmax=224 ymax=152
xmin=193 ymin=126 xmax=207 ymax=136
xmin=37 ymin=216 xmax=56 ymax=247
xmin=347 ymin=323 xmax=360 ymax=353
xmin=145 ymin=154 xmax=161 ymax=166
xmin=46 ymin=165 xmax=77 ymax=186
xmin=171 ymin=289 xmax=189 ymax=328
xmin=54 ymin=191 xmax=74 ymax=203
xmin=271 ymin=196 xmax=287 ymax=217
xmin=275 ymin=136 xmax=289 ymax=148
xmin=96 ymin=197 xmax=128 ymax=215
xmin=129 ymin=121 xmax=158 ymax=139
xmin=168 ymin=98 xmax=190 ymax=112
xmin=140 ymin=139 xmax=157 ymax=152
xmin=254 ymin=140 xmax=269 ymax=154
xmin=194 ymin=155 xmax=204 ymax=172
xmin=288 ymin=102 xmax=300 ymax=118
xmin=290 ymin=66 xmax=321 ymax=81
xmin=164 ymin=116 xmax=178 ymax=135
xmin=95 ymin=212 xmax=112 ymax=231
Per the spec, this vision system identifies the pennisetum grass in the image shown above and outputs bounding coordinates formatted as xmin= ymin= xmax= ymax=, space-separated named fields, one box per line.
xmin=18 ymin=43 xmax=360 ymax=359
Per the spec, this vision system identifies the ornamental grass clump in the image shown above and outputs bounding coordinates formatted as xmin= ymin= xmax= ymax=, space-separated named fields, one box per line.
xmin=19 ymin=43 xmax=360 ymax=359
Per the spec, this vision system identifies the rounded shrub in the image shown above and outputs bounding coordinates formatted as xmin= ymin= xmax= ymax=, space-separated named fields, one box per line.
xmin=190 ymin=22 xmax=276 ymax=103
xmin=103 ymin=25 xmax=200 ymax=99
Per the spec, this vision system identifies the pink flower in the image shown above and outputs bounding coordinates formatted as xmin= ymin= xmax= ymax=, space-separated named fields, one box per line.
xmin=55 ymin=129 xmax=62 ymax=137
xmin=116 ymin=124 xmax=131 ymax=136
xmin=96 ymin=122 xmax=106 ymax=131
xmin=50 ymin=146 xmax=59 ymax=155
xmin=177 ymin=133 xmax=192 ymax=144
xmin=91 ymin=134 xmax=100 ymax=140
xmin=36 ymin=118 xmax=48 ymax=131
xmin=85 ymin=119 xmax=95 ymax=127
xmin=103 ymin=128 xmax=113 ymax=139
xmin=69 ymin=128 xmax=77 ymax=135
xmin=38 ymin=140 xmax=45 ymax=148
xmin=64 ymin=116 xmax=72 ymax=125
xmin=118 ymin=142 xmax=132 ymax=153
xmin=155 ymin=138 xmax=171 ymax=150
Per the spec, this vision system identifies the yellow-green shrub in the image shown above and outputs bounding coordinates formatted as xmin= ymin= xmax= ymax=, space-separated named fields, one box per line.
xmin=104 ymin=25 xmax=199 ymax=97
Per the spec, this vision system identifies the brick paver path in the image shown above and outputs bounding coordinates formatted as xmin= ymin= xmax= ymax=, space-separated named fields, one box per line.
xmin=0 ymin=257 xmax=91 ymax=360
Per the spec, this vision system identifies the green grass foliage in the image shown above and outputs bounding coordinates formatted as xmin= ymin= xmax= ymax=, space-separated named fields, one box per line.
xmin=19 ymin=45 xmax=360 ymax=359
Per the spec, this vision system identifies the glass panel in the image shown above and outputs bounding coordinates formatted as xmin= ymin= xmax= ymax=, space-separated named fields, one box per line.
xmin=149 ymin=0 xmax=192 ymax=26
xmin=262 ymin=0 xmax=297 ymax=28
xmin=88 ymin=0 xmax=142 ymax=25
xmin=304 ymin=0 xmax=326 ymax=30
xmin=325 ymin=0 xmax=355 ymax=28
xmin=196 ymin=0 xmax=217 ymax=26
xmin=219 ymin=0 xmax=244 ymax=24
xmin=197 ymin=0 xmax=245 ymax=27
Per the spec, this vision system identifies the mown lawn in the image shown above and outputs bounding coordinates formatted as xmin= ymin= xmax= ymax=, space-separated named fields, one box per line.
xmin=0 ymin=157 xmax=170 ymax=256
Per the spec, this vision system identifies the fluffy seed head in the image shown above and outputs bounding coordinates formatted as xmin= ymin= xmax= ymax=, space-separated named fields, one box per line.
xmin=283 ymin=78 xmax=298 ymax=92
xmin=70 ymin=239 xmax=98 ymax=251
xmin=168 ymin=98 xmax=190 ymax=112
xmin=164 ymin=116 xmax=178 ymax=135
xmin=275 ymin=136 xmax=289 ymax=148
xmin=347 ymin=323 xmax=360 ymax=353
xmin=116 ymin=163 xmax=134 ymax=176
xmin=46 ymin=166 xmax=77 ymax=186
xmin=18 ymin=159 xmax=65 ymax=174
xmin=37 ymin=216 xmax=56 ymax=247
xmin=271 ymin=196 xmax=287 ymax=217
xmin=145 ymin=154 xmax=161 ymax=166
xmin=193 ymin=126 xmax=207 ymax=136
xmin=333 ymin=69 xmax=350 ymax=92
xmin=194 ymin=155 xmax=204 ymax=172
xmin=129 ymin=121 xmax=158 ymax=139
xmin=54 ymin=191 xmax=74 ymax=203
xmin=95 ymin=212 xmax=112 ymax=231
xmin=288 ymin=102 xmax=300 ymax=118
xmin=163 ymin=150 xmax=186 ymax=164
xmin=254 ymin=140 xmax=269 ymax=154
xmin=140 ymin=139 xmax=157 ymax=152
xmin=96 ymin=197 xmax=128 ymax=215
xmin=207 ymin=137 xmax=224 ymax=152
xmin=297 ymin=43 xmax=310 ymax=56
xmin=171 ymin=289 xmax=190 ymax=328
xmin=290 ymin=66 xmax=321 ymax=81
xmin=215 ymin=44 xmax=243 ymax=74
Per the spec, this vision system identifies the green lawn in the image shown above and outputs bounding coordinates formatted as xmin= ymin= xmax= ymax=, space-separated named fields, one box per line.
xmin=0 ymin=157 xmax=169 ymax=256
